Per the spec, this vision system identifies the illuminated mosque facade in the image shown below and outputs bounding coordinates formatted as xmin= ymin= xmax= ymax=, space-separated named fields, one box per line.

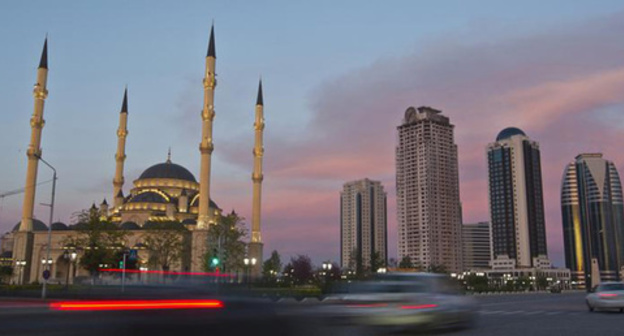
xmin=1 ymin=26 xmax=266 ymax=284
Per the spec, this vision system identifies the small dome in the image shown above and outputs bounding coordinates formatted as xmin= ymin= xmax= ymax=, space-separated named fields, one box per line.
xmin=191 ymin=197 xmax=219 ymax=210
xmin=12 ymin=219 xmax=48 ymax=232
xmin=496 ymin=127 xmax=526 ymax=141
xmin=120 ymin=222 xmax=141 ymax=230
xmin=51 ymin=222 xmax=69 ymax=230
xmin=138 ymin=161 xmax=197 ymax=182
xmin=128 ymin=192 xmax=169 ymax=204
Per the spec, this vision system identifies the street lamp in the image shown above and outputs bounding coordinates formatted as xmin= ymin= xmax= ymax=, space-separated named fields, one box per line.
xmin=63 ymin=247 xmax=77 ymax=290
xmin=15 ymin=260 xmax=27 ymax=285
xmin=34 ymin=153 xmax=57 ymax=300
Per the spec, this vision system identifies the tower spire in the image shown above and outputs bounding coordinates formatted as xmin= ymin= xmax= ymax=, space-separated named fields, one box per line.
xmin=249 ymin=77 xmax=266 ymax=277
xmin=39 ymin=37 xmax=48 ymax=69
xmin=121 ymin=87 xmax=128 ymax=113
xmin=256 ymin=78 xmax=263 ymax=106
xmin=113 ymin=88 xmax=129 ymax=211
xmin=197 ymin=23 xmax=217 ymax=229
xmin=167 ymin=147 xmax=171 ymax=163
xmin=207 ymin=23 xmax=216 ymax=58
xmin=20 ymin=37 xmax=50 ymax=233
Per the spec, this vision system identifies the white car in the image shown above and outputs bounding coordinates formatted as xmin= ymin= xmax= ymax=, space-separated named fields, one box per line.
xmin=586 ymin=282 xmax=624 ymax=312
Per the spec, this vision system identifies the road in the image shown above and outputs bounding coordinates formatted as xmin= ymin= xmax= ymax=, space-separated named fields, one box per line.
xmin=458 ymin=291 xmax=624 ymax=336
xmin=0 ymin=292 xmax=622 ymax=335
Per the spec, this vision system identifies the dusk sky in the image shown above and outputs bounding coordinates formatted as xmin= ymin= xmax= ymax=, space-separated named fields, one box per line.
xmin=2 ymin=1 xmax=624 ymax=267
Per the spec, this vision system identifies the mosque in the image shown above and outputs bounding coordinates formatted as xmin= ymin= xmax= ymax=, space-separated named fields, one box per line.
xmin=0 ymin=26 xmax=266 ymax=284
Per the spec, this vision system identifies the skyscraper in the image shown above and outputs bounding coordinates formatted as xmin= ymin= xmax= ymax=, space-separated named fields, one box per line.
xmin=462 ymin=222 xmax=491 ymax=270
xmin=487 ymin=127 xmax=548 ymax=268
xmin=340 ymin=179 xmax=388 ymax=271
xmin=396 ymin=106 xmax=462 ymax=272
xmin=561 ymin=153 xmax=624 ymax=286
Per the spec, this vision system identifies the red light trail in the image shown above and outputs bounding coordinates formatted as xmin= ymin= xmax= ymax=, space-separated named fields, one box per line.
xmin=50 ymin=299 xmax=224 ymax=311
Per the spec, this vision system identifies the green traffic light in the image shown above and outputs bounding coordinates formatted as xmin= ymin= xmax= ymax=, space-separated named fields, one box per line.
xmin=211 ymin=258 xmax=219 ymax=266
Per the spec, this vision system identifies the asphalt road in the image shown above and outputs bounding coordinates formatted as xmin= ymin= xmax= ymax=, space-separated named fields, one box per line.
xmin=0 ymin=292 xmax=622 ymax=336
xmin=457 ymin=291 xmax=624 ymax=336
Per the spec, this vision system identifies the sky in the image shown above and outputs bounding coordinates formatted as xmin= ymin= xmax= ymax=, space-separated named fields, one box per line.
xmin=2 ymin=0 xmax=624 ymax=267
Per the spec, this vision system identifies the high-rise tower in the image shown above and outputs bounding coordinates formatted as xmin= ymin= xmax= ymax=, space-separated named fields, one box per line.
xmin=248 ymin=80 xmax=265 ymax=276
xmin=396 ymin=106 xmax=462 ymax=272
xmin=19 ymin=38 xmax=49 ymax=232
xmin=340 ymin=179 xmax=388 ymax=272
xmin=561 ymin=153 xmax=624 ymax=286
xmin=113 ymin=89 xmax=129 ymax=211
xmin=197 ymin=25 xmax=217 ymax=229
xmin=487 ymin=127 xmax=548 ymax=268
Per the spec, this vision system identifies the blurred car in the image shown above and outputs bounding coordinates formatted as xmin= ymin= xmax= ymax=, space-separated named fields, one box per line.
xmin=310 ymin=272 xmax=478 ymax=333
xmin=586 ymin=282 xmax=624 ymax=312
xmin=549 ymin=285 xmax=562 ymax=294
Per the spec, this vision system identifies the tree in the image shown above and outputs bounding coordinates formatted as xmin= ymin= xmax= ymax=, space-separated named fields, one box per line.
xmin=398 ymin=255 xmax=414 ymax=269
xmin=369 ymin=251 xmax=385 ymax=274
xmin=143 ymin=221 xmax=189 ymax=271
xmin=204 ymin=211 xmax=247 ymax=273
xmin=536 ymin=275 xmax=548 ymax=290
xmin=284 ymin=255 xmax=314 ymax=286
xmin=388 ymin=258 xmax=398 ymax=268
xmin=68 ymin=206 xmax=128 ymax=278
xmin=0 ymin=266 xmax=13 ymax=284
xmin=427 ymin=264 xmax=447 ymax=274
xmin=262 ymin=250 xmax=282 ymax=282
xmin=348 ymin=248 xmax=363 ymax=276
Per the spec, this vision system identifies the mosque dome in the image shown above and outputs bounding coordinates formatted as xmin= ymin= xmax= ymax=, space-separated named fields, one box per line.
xmin=496 ymin=127 xmax=526 ymax=142
xmin=51 ymin=222 xmax=69 ymax=230
xmin=12 ymin=219 xmax=48 ymax=232
xmin=128 ymin=191 xmax=169 ymax=204
xmin=191 ymin=196 xmax=219 ymax=210
xmin=138 ymin=161 xmax=197 ymax=183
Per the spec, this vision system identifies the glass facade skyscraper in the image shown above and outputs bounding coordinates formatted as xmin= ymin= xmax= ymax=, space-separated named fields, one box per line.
xmin=561 ymin=153 xmax=624 ymax=287
xmin=487 ymin=127 xmax=548 ymax=267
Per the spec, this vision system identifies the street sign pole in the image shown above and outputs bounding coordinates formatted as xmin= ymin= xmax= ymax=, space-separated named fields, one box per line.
xmin=121 ymin=253 xmax=127 ymax=293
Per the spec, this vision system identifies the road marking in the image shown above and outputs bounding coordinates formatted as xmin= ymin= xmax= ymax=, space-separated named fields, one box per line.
xmin=526 ymin=311 xmax=544 ymax=315
xmin=503 ymin=310 xmax=524 ymax=315
xmin=480 ymin=310 xmax=504 ymax=315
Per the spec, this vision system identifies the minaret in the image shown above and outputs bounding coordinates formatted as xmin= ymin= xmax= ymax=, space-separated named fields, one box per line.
xmin=248 ymin=79 xmax=265 ymax=276
xmin=113 ymin=88 xmax=129 ymax=211
xmin=19 ymin=38 xmax=49 ymax=232
xmin=251 ymin=80 xmax=264 ymax=243
xmin=197 ymin=24 xmax=217 ymax=229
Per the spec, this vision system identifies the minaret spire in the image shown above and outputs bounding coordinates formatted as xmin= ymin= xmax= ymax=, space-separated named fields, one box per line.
xmin=249 ymin=78 xmax=265 ymax=276
xmin=256 ymin=78 xmax=263 ymax=106
xmin=197 ymin=24 xmax=217 ymax=229
xmin=167 ymin=147 xmax=172 ymax=163
xmin=207 ymin=23 xmax=216 ymax=58
xmin=113 ymin=88 xmax=129 ymax=211
xmin=39 ymin=37 xmax=48 ymax=69
xmin=20 ymin=38 xmax=50 ymax=232
xmin=121 ymin=87 xmax=128 ymax=113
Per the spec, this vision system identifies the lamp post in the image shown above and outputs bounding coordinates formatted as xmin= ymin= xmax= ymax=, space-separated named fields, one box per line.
xmin=35 ymin=154 xmax=57 ymax=300
xmin=243 ymin=257 xmax=257 ymax=286
xmin=16 ymin=260 xmax=27 ymax=285
xmin=63 ymin=247 xmax=77 ymax=290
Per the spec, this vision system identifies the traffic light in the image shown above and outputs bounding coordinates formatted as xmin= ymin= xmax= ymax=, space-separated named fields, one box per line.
xmin=119 ymin=260 xmax=124 ymax=269
xmin=211 ymin=257 xmax=219 ymax=267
